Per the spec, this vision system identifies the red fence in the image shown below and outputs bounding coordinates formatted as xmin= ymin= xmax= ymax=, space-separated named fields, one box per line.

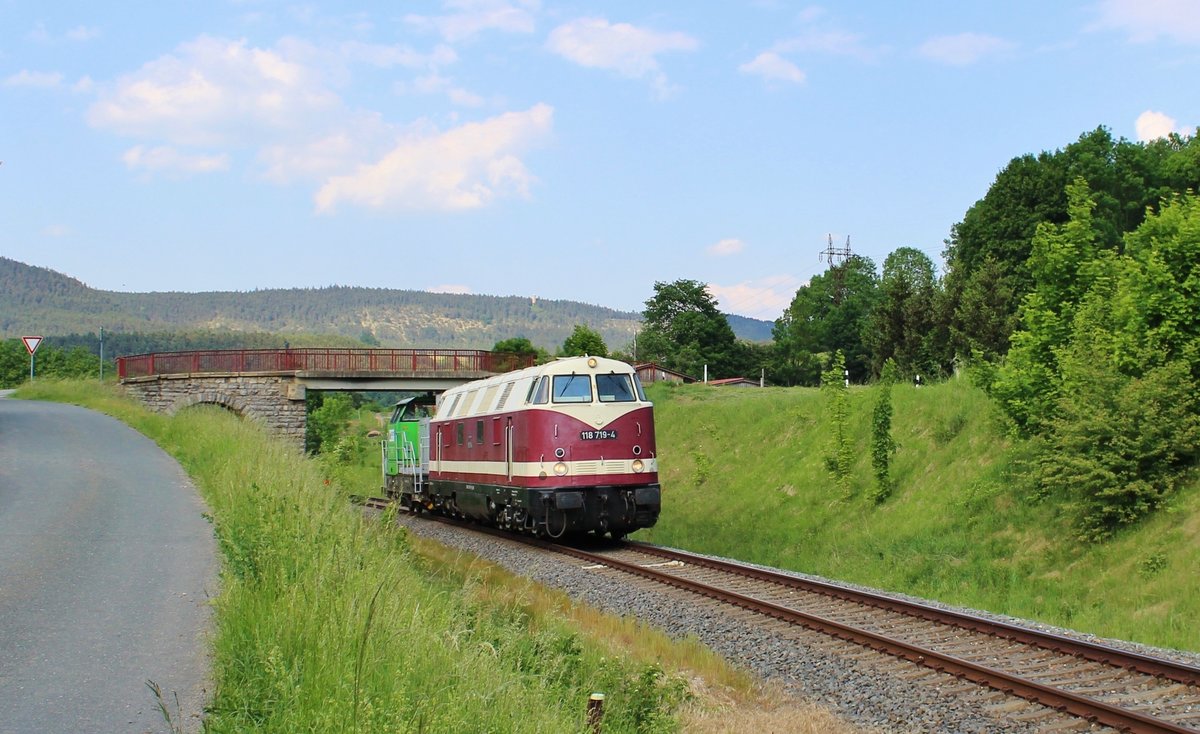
xmin=117 ymin=348 xmax=535 ymax=379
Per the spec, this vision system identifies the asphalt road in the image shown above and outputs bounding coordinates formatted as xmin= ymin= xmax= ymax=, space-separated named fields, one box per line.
xmin=0 ymin=394 xmax=216 ymax=733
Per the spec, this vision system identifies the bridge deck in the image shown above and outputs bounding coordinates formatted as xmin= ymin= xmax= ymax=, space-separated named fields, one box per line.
xmin=118 ymin=348 xmax=533 ymax=380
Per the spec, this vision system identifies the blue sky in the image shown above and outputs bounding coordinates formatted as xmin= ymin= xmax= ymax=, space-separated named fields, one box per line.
xmin=2 ymin=1 xmax=1197 ymax=321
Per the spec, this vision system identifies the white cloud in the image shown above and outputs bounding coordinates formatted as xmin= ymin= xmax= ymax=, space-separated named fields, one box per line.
xmin=1092 ymin=0 xmax=1200 ymax=43
xmin=428 ymin=283 xmax=473 ymax=294
xmin=546 ymin=17 xmax=698 ymax=92
xmin=123 ymin=145 xmax=231 ymax=174
xmin=448 ymin=87 xmax=486 ymax=107
xmin=707 ymin=275 xmax=801 ymax=321
xmin=258 ymin=132 xmax=363 ymax=183
xmin=707 ymin=238 xmax=747 ymax=256
xmin=87 ymin=33 xmax=547 ymax=208
xmin=42 ymin=224 xmax=72 ymax=237
xmin=27 ymin=22 xmax=99 ymax=43
xmin=405 ymin=73 xmax=486 ymax=107
xmin=406 ymin=0 xmax=538 ymax=42
xmin=1135 ymin=110 xmax=1184 ymax=141
xmin=4 ymin=70 xmax=64 ymax=88
xmin=66 ymin=25 xmax=101 ymax=42
xmin=314 ymin=103 xmax=554 ymax=213
xmin=87 ymin=36 xmax=343 ymax=149
xmin=919 ymin=33 xmax=1013 ymax=65
xmin=739 ymin=52 xmax=806 ymax=84
xmin=86 ymin=35 xmax=399 ymax=181
xmin=775 ymin=30 xmax=881 ymax=62
xmin=340 ymin=41 xmax=457 ymax=69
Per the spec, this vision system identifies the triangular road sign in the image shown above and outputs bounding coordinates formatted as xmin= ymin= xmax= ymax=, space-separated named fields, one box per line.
xmin=21 ymin=336 xmax=43 ymax=355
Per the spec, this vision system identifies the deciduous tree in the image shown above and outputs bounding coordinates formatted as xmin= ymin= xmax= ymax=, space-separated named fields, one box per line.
xmin=560 ymin=324 xmax=608 ymax=357
xmin=639 ymin=280 xmax=745 ymax=379
xmin=869 ymin=247 xmax=939 ymax=378
xmin=773 ymin=256 xmax=880 ymax=384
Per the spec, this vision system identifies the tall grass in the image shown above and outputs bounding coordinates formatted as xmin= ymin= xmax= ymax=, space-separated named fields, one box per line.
xmin=18 ymin=381 xmax=706 ymax=733
xmin=641 ymin=378 xmax=1200 ymax=652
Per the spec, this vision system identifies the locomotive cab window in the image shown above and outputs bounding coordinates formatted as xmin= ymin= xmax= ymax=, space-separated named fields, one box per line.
xmin=530 ymin=375 xmax=550 ymax=405
xmin=552 ymin=374 xmax=592 ymax=403
xmin=596 ymin=373 xmax=637 ymax=402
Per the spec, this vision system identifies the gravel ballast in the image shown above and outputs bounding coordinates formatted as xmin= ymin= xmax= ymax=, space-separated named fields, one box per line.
xmin=389 ymin=515 xmax=1179 ymax=733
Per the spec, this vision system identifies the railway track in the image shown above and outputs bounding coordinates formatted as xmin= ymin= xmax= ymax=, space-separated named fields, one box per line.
xmin=360 ymin=496 xmax=1200 ymax=732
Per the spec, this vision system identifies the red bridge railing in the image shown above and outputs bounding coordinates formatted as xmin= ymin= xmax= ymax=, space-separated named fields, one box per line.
xmin=117 ymin=348 xmax=535 ymax=379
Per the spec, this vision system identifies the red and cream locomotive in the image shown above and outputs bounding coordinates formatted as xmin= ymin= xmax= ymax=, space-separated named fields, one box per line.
xmin=383 ymin=355 xmax=661 ymax=539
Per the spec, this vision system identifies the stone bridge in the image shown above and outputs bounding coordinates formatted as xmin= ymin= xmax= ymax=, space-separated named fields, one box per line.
xmin=118 ymin=348 xmax=533 ymax=449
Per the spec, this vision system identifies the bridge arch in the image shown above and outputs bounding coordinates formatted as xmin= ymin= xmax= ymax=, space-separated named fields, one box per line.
xmin=170 ymin=391 xmax=251 ymax=418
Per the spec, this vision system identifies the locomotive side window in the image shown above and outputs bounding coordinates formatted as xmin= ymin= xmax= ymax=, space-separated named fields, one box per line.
xmin=530 ymin=375 xmax=550 ymax=404
xmin=476 ymin=420 xmax=484 ymax=444
xmin=552 ymin=374 xmax=592 ymax=403
xmin=456 ymin=423 xmax=464 ymax=446
xmin=596 ymin=374 xmax=636 ymax=402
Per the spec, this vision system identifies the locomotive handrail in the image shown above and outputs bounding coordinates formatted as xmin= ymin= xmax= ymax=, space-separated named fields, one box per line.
xmin=117 ymin=348 xmax=534 ymax=379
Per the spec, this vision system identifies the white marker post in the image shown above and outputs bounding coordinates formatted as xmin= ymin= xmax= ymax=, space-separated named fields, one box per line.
xmin=22 ymin=336 xmax=43 ymax=381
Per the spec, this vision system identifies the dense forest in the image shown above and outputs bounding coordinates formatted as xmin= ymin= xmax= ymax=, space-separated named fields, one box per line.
xmin=0 ymin=257 xmax=773 ymax=355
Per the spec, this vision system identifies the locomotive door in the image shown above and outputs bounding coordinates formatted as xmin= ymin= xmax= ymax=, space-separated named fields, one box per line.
xmin=435 ymin=428 xmax=443 ymax=472
xmin=504 ymin=417 xmax=514 ymax=482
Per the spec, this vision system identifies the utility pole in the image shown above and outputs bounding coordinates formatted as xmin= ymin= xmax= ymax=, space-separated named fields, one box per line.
xmin=99 ymin=327 xmax=104 ymax=380
xmin=818 ymin=233 xmax=853 ymax=268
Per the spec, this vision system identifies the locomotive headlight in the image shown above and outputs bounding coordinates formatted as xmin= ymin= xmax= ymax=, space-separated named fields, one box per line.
xmin=632 ymin=459 xmax=645 ymax=473
xmin=554 ymin=461 xmax=569 ymax=476
xmin=587 ymin=357 xmax=598 ymax=368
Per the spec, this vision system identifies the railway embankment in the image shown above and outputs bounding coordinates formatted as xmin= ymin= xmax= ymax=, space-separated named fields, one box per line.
xmin=640 ymin=378 xmax=1200 ymax=655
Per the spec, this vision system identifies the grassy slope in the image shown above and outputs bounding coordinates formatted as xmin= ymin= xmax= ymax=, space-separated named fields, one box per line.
xmin=15 ymin=382 xmax=692 ymax=732
xmin=17 ymin=380 xmax=879 ymax=733
xmin=638 ymin=378 xmax=1200 ymax=652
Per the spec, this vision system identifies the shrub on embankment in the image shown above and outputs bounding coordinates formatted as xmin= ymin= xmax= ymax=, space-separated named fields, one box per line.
xmin=640 ymin=378 xmax=1200 ymax=653
xmin=18 ymin=381 xmax=695 ymax=733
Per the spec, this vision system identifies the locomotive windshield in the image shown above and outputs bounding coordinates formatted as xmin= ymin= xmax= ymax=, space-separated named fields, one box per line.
xmin=390 ymin=397 xmax=432 ymax=423
xmin=552 ymin=374 xmax=592 ymax=403
xmin=596 ymin=373 xmax=637 ymax=402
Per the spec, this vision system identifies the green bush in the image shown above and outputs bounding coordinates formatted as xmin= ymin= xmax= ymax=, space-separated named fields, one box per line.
xmin=1040 ymin=358 xmax=1200 ymax=541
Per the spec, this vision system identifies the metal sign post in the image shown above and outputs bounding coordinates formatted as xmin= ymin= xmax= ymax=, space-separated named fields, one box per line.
xmin=22 ymin=336 xmax=43 ymax=381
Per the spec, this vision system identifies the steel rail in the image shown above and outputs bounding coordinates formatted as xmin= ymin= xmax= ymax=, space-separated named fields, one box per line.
xmin=367 ymin=500 xmax=1199 ymax=733
xmin=627 ymin=542 xmax=1200 ymax=689
xmin=548 ymin=543 xmax=1197 ymax=734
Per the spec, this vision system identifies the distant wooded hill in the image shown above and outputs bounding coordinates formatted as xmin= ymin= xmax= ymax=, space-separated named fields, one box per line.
xmin=0 ymin=257 xmax=773 ymax=354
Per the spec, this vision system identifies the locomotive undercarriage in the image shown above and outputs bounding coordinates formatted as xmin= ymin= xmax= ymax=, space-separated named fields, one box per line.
xmin=385 ymin=472 xmax=659 ymax=539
